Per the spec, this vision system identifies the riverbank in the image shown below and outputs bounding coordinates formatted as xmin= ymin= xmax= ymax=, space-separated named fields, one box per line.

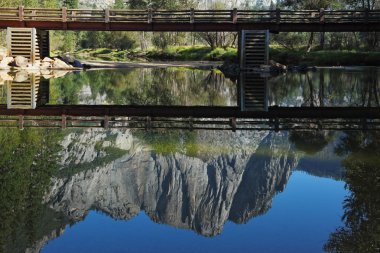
xmin=79 ymin=59 xmax=221 ymax=69
xmin=73 ymin=46 xmax=380 ymax=67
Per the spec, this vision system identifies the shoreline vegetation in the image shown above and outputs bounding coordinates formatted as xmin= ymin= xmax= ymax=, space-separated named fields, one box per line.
xmin=72 ymin=46 xmax=380 ymax=67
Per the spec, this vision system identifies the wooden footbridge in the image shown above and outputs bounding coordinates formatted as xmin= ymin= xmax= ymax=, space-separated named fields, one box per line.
xmin=1 ymin=7 xmax=379 ymax=69
xmin=0 ymin=7 xmax=379 ymax=32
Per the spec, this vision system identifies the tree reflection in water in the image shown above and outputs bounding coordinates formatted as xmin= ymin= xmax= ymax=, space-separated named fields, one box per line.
xmin=324 ymin=131 xmax=380 ymax=253
xmin=268 ymin=67 xmax=380 ymax=107
xmin=0 ymin=129 xmax=63 ymax=253
xmin=289 ymin=130 xmax=334 ymax=155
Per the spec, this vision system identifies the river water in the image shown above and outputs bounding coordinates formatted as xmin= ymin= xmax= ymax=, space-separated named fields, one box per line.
xmin=0 ymin=67 xmax=379 ymax=253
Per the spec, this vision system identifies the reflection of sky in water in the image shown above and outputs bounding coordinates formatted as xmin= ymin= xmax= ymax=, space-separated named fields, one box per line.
xmin=42 ymin=172 xmax=346 ymax=253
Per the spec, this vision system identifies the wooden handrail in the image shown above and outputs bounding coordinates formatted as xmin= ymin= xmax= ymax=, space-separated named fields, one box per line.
xmin=0 ymin=6 xmax=378 ymax=24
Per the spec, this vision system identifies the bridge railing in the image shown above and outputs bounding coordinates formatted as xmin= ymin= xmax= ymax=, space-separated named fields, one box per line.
xmin=0 ymin=7 xmax=379 ymax=23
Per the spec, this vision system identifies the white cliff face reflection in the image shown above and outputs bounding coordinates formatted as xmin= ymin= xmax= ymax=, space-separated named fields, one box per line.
xmin=1 ymin=127 xmax=379 ymax=253
xmin=47 ymin=130 xmax=296 ymax=237
xmin=0 ymin=126 xmax=354 ymax=253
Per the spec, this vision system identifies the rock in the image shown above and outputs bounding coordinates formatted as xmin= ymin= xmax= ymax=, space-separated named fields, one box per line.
xmin=26 ymin=60 xmax=41 ymax=69
xmin=40 ymin=61 xmax=52 ymax=69
xmin=51 ymin=70 xmax=69 ymax=78
xmin=269 ymin=60 xmax=287 ymax=72
xmin=53 ymin=58 xmax=73 ymax=69
xmin=72 ymin=59 xmax=83 ymax=68
xmin=41 ymin=69 xmax=53 ymax=78
xmin=14 ymin=56 xmax=29 ymax=67
xmin=218 ymin=60 xmax=240 ymax=81
xmin=0 ymin=71 xmax=13 ymax=85
xmin=13 ymin=71 xmax=29 ymax=82
xmin=61 ymin=53 xmax=75 ymax=63
xmin=42 ymin=57 xmax=54 ymax=63
xmin=0 ymin=57 xmax=14 ymax=69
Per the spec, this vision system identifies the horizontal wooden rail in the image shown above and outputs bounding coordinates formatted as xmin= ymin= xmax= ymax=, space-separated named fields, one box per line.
xmin=0 ymin=6 xmax=379 ymax=31
xmin=1 ymin=115 xmax=380 ymax=131
xmin=1 ymin=6 xmax=379 ymax=23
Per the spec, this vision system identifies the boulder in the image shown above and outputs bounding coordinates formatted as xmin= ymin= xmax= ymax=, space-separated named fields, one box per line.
xmin=14 ymin=56 xmax=29 ymax=67
xmin=53 ymin=58 xmax=73 ymax=69
xmin=13 ymin=71 xmax=29 ymax=82
xmin=269 ymin=60 xmax=287 ymax=71
xmin=0 ymin=57 xmax=14 ymax=69
xmin=0 ymin=71 xmax=13 ymax=85
xmin=26 ymin=60 xmax=41 ymax=69
xmin=40 ymin=61 xmax=52 ymax=69
xmin=52 ymin=70 xmax=69 ymax=78
xmin=61 ymin=53 xmax=75 ymax=63
xmin=41 ymin=69 xmax=52 ymax=76
xmin=42 ymin=57 xmax=54 ymax=63
xmin=72 ymin=59 xmax=83 ymax=68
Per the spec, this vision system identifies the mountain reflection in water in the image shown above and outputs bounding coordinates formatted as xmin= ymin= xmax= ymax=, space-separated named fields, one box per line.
xmin=0 ymin=127 xmax=378 ymax=253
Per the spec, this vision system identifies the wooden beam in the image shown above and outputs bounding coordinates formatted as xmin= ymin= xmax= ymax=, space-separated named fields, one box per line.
xmin=1 ymin=105 xmax=380 ymax=120
xmin=18 ymin=6 xmax=24 ymax=21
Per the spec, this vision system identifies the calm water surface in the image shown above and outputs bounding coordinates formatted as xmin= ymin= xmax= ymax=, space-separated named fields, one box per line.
xmin=0 ymin=67 xmax=379 ymax=253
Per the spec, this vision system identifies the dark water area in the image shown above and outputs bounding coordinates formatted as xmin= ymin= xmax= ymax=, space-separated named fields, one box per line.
xmin=0 ymin=67 xmax=379 ymax=253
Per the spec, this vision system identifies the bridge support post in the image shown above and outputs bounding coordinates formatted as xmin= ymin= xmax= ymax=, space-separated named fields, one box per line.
xmin=6 ymin=27 xmax=50 ymax=63
xmin=239 ymin=30 xmax=269 ymax=70
xmin=37 ymin=30 xmax=50 ymax=58
xmin=6 ymin=74 xmax=40 ymax=109
xmin=239 ymin=72 xmax=268 ymax=111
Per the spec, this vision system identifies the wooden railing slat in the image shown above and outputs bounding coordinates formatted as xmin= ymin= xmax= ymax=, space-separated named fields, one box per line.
xmin=0 ymin=7 xmax=378 ymax=25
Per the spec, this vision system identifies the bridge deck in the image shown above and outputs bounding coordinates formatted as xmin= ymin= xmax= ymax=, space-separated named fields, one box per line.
xmin=0 ymin=7 xmax=379 ymax=31
xmin=1 ymin=105 xmax=380 ymax=118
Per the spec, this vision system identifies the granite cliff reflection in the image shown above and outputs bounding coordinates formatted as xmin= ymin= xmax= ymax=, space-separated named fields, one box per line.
xmin=47 ymin=131 xmax=296 ymax=238
xmin=0 ymin=128 xmax=350 ymax=253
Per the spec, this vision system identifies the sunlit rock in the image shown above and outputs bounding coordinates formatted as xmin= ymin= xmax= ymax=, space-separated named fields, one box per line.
xmin=42 ymin=57 xmax=54 ymax=63
xmin=0 ymin=71 xmax=13 ymax=85
xmin=53 ymin=58 xmax=73 ymax=69
xmin=40 ymin=61 xmax=52 ymax=69
xmin=14 ymin=55 xmax=29 ymax=67
xmin=0 ymin=56 xmax=14 ymax=69
xmin=13 ymin=71 xmax=29 ymax=82
xmin=51 ymin=70 xmax=70 ymax=78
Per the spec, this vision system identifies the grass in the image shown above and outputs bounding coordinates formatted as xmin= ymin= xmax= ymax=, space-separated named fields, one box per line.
xmin=146 ymin=46 xmax=237 ymax=61
xmin=75 ymin=46 xmax=238 ymax=62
